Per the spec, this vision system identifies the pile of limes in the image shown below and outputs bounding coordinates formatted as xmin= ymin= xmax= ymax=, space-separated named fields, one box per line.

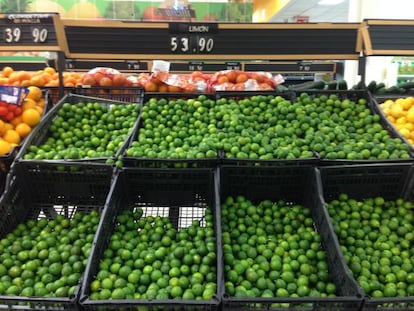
xmin=89 ymin=207 xmax=217 ymax=301
xmin=23 ymin=101 xmax=139 ymax=161
xmin=327 ymin=194 xmax=414 ymax=298
xmin=0 ymin=211 xmax=100 ymax=297
xmin=221 ymin=196 xmax=337 ymax=300
xmin=126 ymin=93 xmax=410 ymax=161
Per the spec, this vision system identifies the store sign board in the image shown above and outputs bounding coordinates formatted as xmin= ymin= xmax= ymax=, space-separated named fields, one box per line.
xmin=0 ymin=13 xmax=62 ymax=51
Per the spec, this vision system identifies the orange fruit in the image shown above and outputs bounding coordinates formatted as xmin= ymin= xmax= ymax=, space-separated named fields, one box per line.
xmin=0 ymin=120 xmax=6 ymax=136
xmin=2 ymin=66 xmax=13 ymax=78
xmin=168 ymin=85 xmax=182 ymax=93
xmin=217 ymin=76 xmax=229 ymax=84
xmin=15 ymin=123 xmax=31 ymax=138
xmin=43 ymin=67 xmax=56 ymax=75
xmin=0 ymin=140 xmax=12 ymax=155
xmin=99 ymin=77 xmax=113 ymax=87
xmin=22 ymin=98 xmax=38 ymax=110
xmin=21 ymin=80 xmax=32 ymax=87
xmin=21 ymin=108 xmax=41 ymax=127
xmin=18 ymin=71 xmax=32 ymax=82
xmin=34 ymin=106 xmax=44 ymax=115
xmin=225 ymin=71 xmax=238 ymax=83
xmin=236 ymin=73 xmax=248 ymax=84
xmin=3 ymin=129 xmax=21 ymax=145
xmin=8 ymin=72 xmax=20 ymax=84
xmin=10 ymin=116 xmax=22 ymax=128
xmin=29 ymin=75 xmax=46 ymax=87
xmin=144 ymin=81 xmax=157 ymax=92
xmin=26 ymin=86 xmax=43 ymax=101
xmin=158 ymin=84 xmax=169 ymax=93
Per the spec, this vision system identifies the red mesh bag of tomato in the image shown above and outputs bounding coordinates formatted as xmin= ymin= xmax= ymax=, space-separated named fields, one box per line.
xmin=0 ymin=86 xmax=27 ymax=122
xmin=208 ymin=70 xmax=285 ymax=92
xmin=81 ymin=67 xmax=132 ymax=87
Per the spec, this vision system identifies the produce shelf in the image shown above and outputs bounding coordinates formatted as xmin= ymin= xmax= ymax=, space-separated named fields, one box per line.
xmin=79 ymin=167 xmax=222 ymax=310
xmin=219 ymin=165 xmax=364 ymax=310
xmin=0 ymin=161 xmax=113 ymax=311
xmin=317 ymin=163 xmax=414 ymax=310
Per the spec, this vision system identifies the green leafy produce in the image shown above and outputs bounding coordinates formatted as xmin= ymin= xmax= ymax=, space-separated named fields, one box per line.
xmin=327 ymin=195 xmax=414 ymax=298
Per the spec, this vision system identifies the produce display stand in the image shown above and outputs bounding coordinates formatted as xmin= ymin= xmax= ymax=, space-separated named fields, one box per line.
xmin=219 ymin=165 xmax=365 ymax=310
xmin=317 ymin=163 xmax=414 ymax=310
xmin=0 ymin=13 xmax=414 ymax=311
xmin=79 ymin=167 xmax=222 ymax=310
xmin=0 ymin=161 xmax=113 ymax=310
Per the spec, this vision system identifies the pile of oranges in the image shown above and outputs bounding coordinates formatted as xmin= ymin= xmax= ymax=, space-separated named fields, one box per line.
xmin=379 ymin=96 xmax=414 ymax=145
xmin=0 ymin=86 xmax=45 ymax=156
xmin=0 ymin=66 xmax=83 ymax=88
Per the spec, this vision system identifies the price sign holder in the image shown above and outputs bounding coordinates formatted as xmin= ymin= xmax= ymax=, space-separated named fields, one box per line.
xmin=358 ymin=19 xmax=414 ymax=83
xmin=65 ymin=59 xmax=148 ymax=72
xmin=244 ymin=61 xmax=336 ymax=74
xmin=62 ymin=20 xmax=361 ymax=61
xmin=360 ymin=19 xmax=414 ymax=56
xmin=0 ymin=13 xmax=68 ymax=52
xmin=0 ymin=13 xmax=68 ymax=99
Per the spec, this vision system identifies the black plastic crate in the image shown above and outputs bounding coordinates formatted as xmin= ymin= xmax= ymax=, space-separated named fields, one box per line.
xmin=73 ymin=86 xmax=143 ymax=103
xmin=317 ymin=163 xmax=414 ymax=310
xmin=79 ymin=168 xmax=222 ymax=310
xmin=6 ymin=161 xmax=115 ymax=206
xmin=44 ymin=86 xmax=76 ymax=105
xmin=123 ymin=94 xmax=221 ymax=169
xmin=219 ymin=165 xmax=364 ymax=310
xmin=14 ymin=93 xmax=140 ymax=165
xmin=0 ymin=161 xmax=113 ymax=310
xmin=290 ymin=90 xmax=414 ymax=165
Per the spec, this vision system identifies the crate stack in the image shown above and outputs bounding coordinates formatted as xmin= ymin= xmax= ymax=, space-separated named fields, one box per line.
xmin=0 ymin=89 xmax=412 ymax=311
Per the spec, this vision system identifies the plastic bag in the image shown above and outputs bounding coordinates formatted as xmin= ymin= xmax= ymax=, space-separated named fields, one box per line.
xmin=208 ymin=70 xmax=285 ymax=92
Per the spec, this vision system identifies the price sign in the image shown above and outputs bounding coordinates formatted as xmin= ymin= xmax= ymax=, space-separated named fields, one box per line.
xmin=169 ymin=22 xmax=217 ymax=54
xmin=0 ymin=13 xmax=64 ymax=51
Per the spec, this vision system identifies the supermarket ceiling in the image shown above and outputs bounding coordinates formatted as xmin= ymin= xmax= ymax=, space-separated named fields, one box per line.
xmin=268 ymin=0 xmax=350 ymax=23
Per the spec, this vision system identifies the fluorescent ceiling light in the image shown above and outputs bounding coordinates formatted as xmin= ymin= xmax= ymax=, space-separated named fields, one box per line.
xmin=318 ymin=0 xmax=345 ymax=5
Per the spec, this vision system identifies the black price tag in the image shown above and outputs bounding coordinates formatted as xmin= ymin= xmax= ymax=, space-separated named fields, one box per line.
xmin=188 ymin=61 xmax=204 ymax=71
xmin=0 ymin=13 xmax=60 ymax=49
xmin=126 ymin=61 xmax=145 ymax=70
xmin=226 ymin=62 xmax=241 ymax=70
